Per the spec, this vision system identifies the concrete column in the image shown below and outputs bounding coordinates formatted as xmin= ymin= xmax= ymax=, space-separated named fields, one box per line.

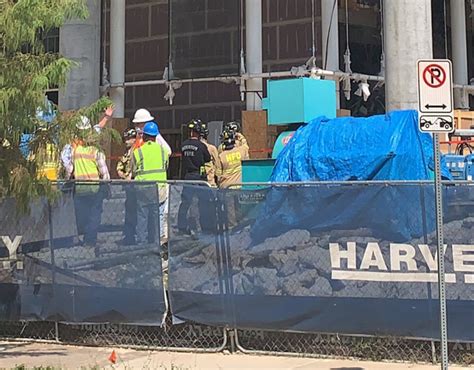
xmin=383 ymin=0 xmax=433 ymax=111
xmin=451 ymin=0 xmax=469 ymax=109
xmin=321 ymin=0 xmax=340 ymax=108
xmin=246 ymin=0 xmax=263 ymax=111
xmin=110 ymin=0 xmax=125 ymax=117
xmin=59 ymin=0 xmax=101 ymax=110
xmin=321 ymin=0 xmax=339 ymax=71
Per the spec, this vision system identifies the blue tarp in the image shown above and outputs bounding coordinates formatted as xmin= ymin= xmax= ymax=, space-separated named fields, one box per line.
xmin=249 ymin=183 xmax=436 ymax=243
xmin=20 ymin=101 xmax=57 ymax=158
xmin=271 ymin=110 xmax=451 ymax=182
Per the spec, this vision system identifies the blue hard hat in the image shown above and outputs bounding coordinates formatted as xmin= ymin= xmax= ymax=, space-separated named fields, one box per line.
xmin=143 ymin=121 xmax=159 ymax=136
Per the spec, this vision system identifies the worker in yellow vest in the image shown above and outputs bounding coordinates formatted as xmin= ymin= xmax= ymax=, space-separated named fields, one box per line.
xmin=62 ymin=116 xmax=110 ymax=250
xmin=131 ymin=121 xmax=170 ymax=245
xmin=28 ymin=140 xmax=59 ymax=181
xmin=35 ymin=142 xmax=59 ymax=180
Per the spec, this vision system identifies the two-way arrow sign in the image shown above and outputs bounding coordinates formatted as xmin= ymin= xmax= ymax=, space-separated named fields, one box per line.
xmin=425 ymin=104 xmax=447 ymax=110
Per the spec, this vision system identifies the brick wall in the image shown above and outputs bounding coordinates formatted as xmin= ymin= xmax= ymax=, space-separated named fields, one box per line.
xmin=103 ymin=0 xmax=323 ymax=132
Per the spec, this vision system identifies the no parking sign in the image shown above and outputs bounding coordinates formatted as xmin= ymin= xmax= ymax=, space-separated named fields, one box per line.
xmin=417 ymin=60 xmax=454 ymax=133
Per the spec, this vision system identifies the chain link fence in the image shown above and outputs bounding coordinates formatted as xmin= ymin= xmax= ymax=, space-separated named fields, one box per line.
xmin=0 ymin=321 xmax=57 ymax=342
xmin=0 ymin=320 xmax=227 ymax=352
xmin=233 ymin=330 xmax=469 ymax=365
xmin=1 ymin=321 xmax=474 ymax=365
xmin=1 ymin=181 xmax=474 ymax=365
xmin=57 ymin=320 xmax=227 ymax=352
xmin=234 ymin=330 xmax=437 ymax=363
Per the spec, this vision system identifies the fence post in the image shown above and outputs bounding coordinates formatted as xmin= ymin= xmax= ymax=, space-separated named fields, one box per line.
xmin=228 ymin=328 xmax=237 ymax=353
xmin=431 ymin=340 xmax=437 ymax=364
xmin=47 ymin=200 xmax=60 ymax=342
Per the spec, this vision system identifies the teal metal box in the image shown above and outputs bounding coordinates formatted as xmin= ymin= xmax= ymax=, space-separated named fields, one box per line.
xmin=262 ymin=78 xmax=337 ymax=125
xmin=242 ymin=159 xmax=276 ymax=183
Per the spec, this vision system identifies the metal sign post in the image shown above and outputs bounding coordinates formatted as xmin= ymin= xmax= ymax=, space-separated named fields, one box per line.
xmin=417 ymin=59 xmax=452 ymax=370
xmin=433 ymin=133 xmax=449 ymax=370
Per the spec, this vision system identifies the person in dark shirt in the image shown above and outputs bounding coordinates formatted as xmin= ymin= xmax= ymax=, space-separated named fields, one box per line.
xmin=178 ymin=120 xmax=212 ymax=234
xmin=181 ymin=119 xmax=211 ymax=180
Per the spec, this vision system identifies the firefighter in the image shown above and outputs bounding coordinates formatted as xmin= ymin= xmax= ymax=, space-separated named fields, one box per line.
xmin=180 ymin=119 xmax=211 ymax=181
xmin=216 ymin=129 xmax=249 ymax=228
xmin=218 ymin=121 xmax=248 ymax=153
xmin=116 ymin=128 xmax=137 ymax=180
xmin=217 ymin=129 xmax=249 ymax=188
xmin=197 ymin=120 xmax=220 ymax=232
xmin=131 ymin=122 xmax=169 ymax=245
xmin=177 ymin=119 xmax=211 ymax=235
xmin=117 ymin=128 xmax=137 ymax=245
xmin=198 ymin=121 xmax=219 ymax=187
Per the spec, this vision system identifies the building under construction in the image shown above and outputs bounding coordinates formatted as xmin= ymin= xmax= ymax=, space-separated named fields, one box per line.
xmin=54 ymin=0 xmax=473 ymax=130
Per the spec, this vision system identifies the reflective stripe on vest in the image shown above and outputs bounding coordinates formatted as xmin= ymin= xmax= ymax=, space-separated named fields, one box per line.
xmin=223 ymin=168 xmax=241 ymax=175
xmin=137 ymin=147 xmax=166 ymax=175
xmin=133 ymin=142 xmax=167 ymax=182
xmin=73 ymin=145 xmax=100 ymax=180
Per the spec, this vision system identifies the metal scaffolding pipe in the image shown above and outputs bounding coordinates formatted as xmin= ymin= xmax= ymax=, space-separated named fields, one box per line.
xmin=245 ymin=0 xmax=263 ymax=111
xmin=109 ymin=0 xmax=125 ymax=117
xmin=110 ymin=70 xmax=474 ymax=93
xmin=451 ymin=0 xmax=470 ymax=109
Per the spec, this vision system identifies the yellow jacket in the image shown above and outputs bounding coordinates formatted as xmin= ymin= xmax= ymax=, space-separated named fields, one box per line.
xmin=202 ymin=140 xmax=219 ymax=187
xmin=217 ymin=145 xmax=249 ymax=188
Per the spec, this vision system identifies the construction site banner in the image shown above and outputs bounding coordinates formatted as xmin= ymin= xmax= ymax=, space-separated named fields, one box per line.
xmin=168 ymin=183 xmax=474 ymax=341
xmin=0 ymin=182 xmax=167 ymax=325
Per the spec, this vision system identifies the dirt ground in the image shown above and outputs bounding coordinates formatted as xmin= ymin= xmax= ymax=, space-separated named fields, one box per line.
xmin=0 ymin=341 xmax=472 ymax=370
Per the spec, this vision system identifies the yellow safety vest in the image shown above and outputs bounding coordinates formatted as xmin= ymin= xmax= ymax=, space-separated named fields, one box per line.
xmin=73 ymin=145 xmax=100 ymax=180
xmin=73 ymin=145 xmax=100 ymax=193
xmin=38 ymin=143 xmax=58 ymax=181
xmin=133 ymin=141 xmax=167 ymax=183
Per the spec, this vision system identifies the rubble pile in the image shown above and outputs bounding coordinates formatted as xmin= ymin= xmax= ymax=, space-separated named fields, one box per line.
xmin=169 ymin=216 xmax=474 ymax=299
xmin=19 ymin=231 xmax=163 ymax=290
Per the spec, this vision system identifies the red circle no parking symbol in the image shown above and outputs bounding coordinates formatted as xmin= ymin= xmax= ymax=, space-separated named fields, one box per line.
xmin=423 ymin=64 xmax=446 ymax=88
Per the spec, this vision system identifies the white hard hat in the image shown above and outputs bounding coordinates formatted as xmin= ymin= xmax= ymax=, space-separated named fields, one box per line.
xmin=132 ymin=108 xmax=154 ymax=124
xmin=76 ymin=115 xmax=92 ymax=130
